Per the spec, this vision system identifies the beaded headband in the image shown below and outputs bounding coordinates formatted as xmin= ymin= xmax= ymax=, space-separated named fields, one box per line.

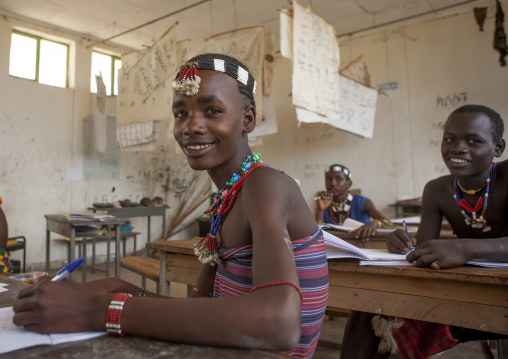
xmin=326 ymin=164 xmax=351 ymax=180
xmin=172 ymin=58 xmax=257 ymax=101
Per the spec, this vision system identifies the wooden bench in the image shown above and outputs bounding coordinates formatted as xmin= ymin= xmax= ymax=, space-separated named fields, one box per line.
xmin=120 ymin=256 xmax=160 ymax=294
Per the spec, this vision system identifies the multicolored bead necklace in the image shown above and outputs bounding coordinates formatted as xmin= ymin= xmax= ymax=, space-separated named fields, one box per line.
xmin=329 ymin=192 xmax=353 ymax=225
xmin=453 ymin=162 xmax=497 ymax=232
xmin=195 ymin=152 xmax=264 ymax=265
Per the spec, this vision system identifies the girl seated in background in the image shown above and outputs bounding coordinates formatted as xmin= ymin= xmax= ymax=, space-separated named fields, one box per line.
xmin=315 ymin=164 xmax=392 ymax=239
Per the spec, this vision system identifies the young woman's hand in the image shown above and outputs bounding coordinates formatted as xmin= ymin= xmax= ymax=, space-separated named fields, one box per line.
xmin=352 ymin=220 xmax=379 ymax=240
xmin=13 ymin=279 xmax=109 ymax=334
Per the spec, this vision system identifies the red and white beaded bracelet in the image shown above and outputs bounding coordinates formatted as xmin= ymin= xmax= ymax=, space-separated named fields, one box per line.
xmin=105 ymin=292 xmax=132 ymax=336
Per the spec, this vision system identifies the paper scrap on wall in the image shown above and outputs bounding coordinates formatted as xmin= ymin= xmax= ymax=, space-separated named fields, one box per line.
xmin=292 ymin=1 xmax=340 ymax=120
xmin=94 ymin=74 xmax=107 ymax=153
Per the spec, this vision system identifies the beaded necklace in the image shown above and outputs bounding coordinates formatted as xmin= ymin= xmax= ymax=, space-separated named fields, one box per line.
xmin=195 ymin=153 xmax=264 ymax=265
xmin=329 ymin=192 xmax=353 ymax=225
xmin=456 ymin=179 xmax=487 ymax=195
xmin=453 ymin=162 xmax=497 ymax=232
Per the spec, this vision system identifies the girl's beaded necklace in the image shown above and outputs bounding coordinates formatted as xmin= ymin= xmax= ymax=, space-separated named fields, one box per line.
xmin=195 ymin=152 xmax=264 ymax=265
xmin=453 ymin=162 xmax=497 ymax=232
xmin=329 ymin=192 xmax=353 ymax=225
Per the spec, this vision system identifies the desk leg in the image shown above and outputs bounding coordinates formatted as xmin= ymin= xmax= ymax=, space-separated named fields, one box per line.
xmin=45 ymin=227 xmax=50 ymax=273
xmin=146 ymin=216 xmax=151 ymax=256
xmin=162 ymin=212 xmax=166 ymax=241
xmin=82 ymin=237 xmax=87 ymax=283
xmin=159 ymin=252 xmax=169 ymax=296
xmin=70 ymin=228 xmax=76 ymax=280
xmin=115 ymin=225 xmax=121 ymax=278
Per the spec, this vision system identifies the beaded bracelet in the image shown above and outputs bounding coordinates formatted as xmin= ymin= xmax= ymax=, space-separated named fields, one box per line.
xmin=193 ymin=287 xmax=213 ymax=297
xmin=250 ymin=281 xmax=303 ymax=302
xmin=315 ymin=217 xmax=324 ymax=225
xmin=135 ymin=284 xmax=145 ymax=297
xmin=106 ymin=293 xmax=132 ymax=336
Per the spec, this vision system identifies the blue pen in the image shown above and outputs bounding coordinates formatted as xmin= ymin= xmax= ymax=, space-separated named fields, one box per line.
xmin=51 ymin=257 xmax=85 ymax=281
xmin=403 ymin=220 xmax=414 ymax=252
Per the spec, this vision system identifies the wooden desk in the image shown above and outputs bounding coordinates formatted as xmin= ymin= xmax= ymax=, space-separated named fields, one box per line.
xmin=0 ymin=277 xmax=288 ymax=359
xmin=147 ymin=237 xmax=201 ymax=296
xmin=327 ymin=260 xmax=508 ymax=335
xmin=45 ymin=215 xmax=125 ymax=280
xmin=147 ymin=238 xmax=508 ymax=335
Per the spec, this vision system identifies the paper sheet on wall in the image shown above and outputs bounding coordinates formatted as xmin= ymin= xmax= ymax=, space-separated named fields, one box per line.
xmin=279 ymin=9 xmax=293 ymax=59
xmin=296 ymin=75 xmax=378 ymax=138
xmin=263 ymin=29 xmax=276 ymax=96
xmin=94 ymin=74 xmax=107 ymax=153
xmin=328 ymin=75 xmax=378 ymax=138
xmin=205 ymin=26 xmax=265 ymax=125
xmin=117 ymin=23 xmax=178 ymax=128
xmin=0 ymin=307 xmax=106 ymax=354
xmin=292 ymin=1 xmax=340 ymax=120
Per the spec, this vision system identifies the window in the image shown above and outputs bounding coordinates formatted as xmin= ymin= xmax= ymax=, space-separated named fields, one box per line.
xmin=9 ymin=30 xmax=69 ymax=88
xmin=90 ymin=51 xmax=122 ymax=96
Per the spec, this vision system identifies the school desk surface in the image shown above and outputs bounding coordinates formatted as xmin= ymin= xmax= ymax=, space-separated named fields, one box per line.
xmin=147 ymin=237 xmax=508 ymax=336
xmin=0 ymin=277 xmax=290 ymax=359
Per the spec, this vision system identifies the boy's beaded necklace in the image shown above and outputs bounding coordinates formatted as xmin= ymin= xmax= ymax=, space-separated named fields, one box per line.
xmin=329 ymin=192 xmax=353 ymax=225
xmin=195 ymin=152 xmax=264 ymax=265
xmin=453 ymin=162 xmax=497 ymax=232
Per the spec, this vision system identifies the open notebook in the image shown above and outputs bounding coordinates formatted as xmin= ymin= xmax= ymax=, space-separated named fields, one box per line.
xmin=323 ymin=231 xmax=508 ymax=268
xmin=320 ymin=218 xmax=416 ymax=234
xmin=0 ymin=306 xmax=106 ymax=354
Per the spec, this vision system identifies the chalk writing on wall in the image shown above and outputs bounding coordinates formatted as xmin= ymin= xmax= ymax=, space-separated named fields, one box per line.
xmin=435 ymin=92 xmax=468 ymax=108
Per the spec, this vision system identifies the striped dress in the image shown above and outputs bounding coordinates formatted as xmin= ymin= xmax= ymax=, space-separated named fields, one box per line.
xmin=213 ymin=229 xmax=329 ymax=358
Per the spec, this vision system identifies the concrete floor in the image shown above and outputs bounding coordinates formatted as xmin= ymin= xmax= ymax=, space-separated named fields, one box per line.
xmin=59 ymin=262 xmax=499 ymax=359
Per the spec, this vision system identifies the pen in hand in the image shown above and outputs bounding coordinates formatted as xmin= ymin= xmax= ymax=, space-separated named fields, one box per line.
xmin=403 ymin=220 xmax=414 ymax=252
xmin=51 ymin=257 xmax=85 ymax=281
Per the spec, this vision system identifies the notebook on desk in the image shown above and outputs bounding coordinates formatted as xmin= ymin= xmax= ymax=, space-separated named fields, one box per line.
xmin=320 ymin=218 xmax=415 ymax=234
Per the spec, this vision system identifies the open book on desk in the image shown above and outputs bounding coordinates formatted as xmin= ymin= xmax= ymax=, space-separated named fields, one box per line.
xmin=323 ymin=231 xmax=410 ymax=263
xmin=324 ymin=232 xmax=508 ymax=268
xmin=320 ymin=218 xmax=416 ymax=234
xmin=0 ymin=307 xmax=106 ymax=354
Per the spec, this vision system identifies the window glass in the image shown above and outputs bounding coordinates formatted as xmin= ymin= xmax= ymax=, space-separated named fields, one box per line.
xmin=9 ymin=33 xmax=37 ymax=80
xmin=9 ymin=31 xmax=69 ymax=88
xmin=39 ymin=39 xmax=68 ymax=88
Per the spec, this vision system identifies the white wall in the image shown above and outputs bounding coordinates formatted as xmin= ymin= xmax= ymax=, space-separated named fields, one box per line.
xmin=258 ymin=4 xmax=508 ymax=217
xmin=1 ymin=3 xmax=508 ymax=270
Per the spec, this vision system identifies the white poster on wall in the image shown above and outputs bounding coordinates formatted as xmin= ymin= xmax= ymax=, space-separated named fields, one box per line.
xmin=292 ymin=0 xmax=340 ymax=120
xmin=296 ymin=76 xmax=378 ymax=138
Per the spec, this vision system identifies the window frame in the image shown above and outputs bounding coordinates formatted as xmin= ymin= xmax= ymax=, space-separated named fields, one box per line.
xmin=10 ymin=29 xmax=70 ymax=88
xmin=91 ymin=50 xmax=122 ymax=96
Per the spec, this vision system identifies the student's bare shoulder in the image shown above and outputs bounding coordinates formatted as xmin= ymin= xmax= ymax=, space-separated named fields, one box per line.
xmin=424 ymin=174 xmax=453 ymax=194
xmin=246 ymin=166 xmax=300 ymax=187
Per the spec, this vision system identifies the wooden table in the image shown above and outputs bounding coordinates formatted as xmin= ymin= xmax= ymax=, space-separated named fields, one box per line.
xmin=45 ymin=215 xmax=125 ymax=280
xmin=327 ymin=260 xmax=508 ymax=335
xmin=147 ymin=237 xmax=508 ymax=335
xmin=88 ymin=206 xmax=168 ymax=253
xmin=0 ymin=277 xmax=288 ymax=359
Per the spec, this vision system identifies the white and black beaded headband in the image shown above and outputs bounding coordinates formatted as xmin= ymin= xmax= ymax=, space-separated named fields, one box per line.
xmin=172 ymin=58 xmax=257 ymax=100
xmin=327 ymin=165 xmax=351 ymax=180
